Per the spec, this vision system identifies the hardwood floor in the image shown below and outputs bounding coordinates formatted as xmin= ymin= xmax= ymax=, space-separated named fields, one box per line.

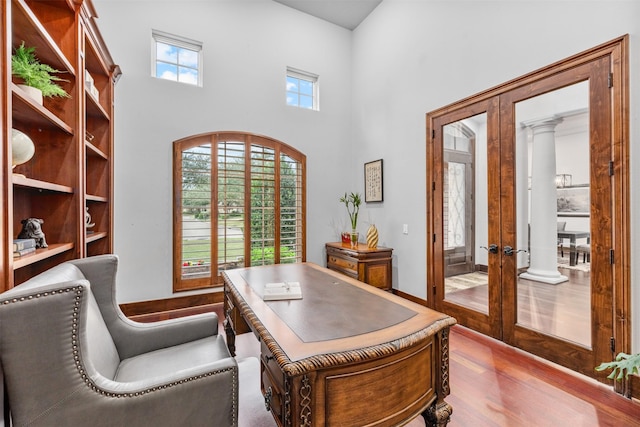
xmin=445 ymin=266 xmax=591 ymax=345
xmin=448 ymin=325 xmax=640 ymax=426
xmin=218 ymin=301 xmax=640 ymax=426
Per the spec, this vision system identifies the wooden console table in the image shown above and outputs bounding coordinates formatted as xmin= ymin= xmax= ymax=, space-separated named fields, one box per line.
xmin=325 ymin=242 xmax=393 ymax=290
xmin=223 ymin=263 xmax=456 ymax=427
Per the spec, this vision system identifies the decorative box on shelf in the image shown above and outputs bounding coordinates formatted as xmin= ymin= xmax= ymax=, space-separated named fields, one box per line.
xmin=325 ymin=242 xmax=393 ymax=291
xmin=85 ymin=70 xmax=99 ymax=101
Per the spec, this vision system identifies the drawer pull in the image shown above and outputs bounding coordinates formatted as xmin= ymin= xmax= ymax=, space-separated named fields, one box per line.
xmin=264 ymin=386 xmax=272 ymax=411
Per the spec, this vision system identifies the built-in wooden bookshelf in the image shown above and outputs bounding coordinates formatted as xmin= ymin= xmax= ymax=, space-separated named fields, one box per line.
xmin=1 ymin=0 xmax=120 ymax=290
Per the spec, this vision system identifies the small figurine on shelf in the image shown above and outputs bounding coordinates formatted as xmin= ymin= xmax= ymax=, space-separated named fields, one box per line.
xmin=86 ymin=207 xmax=95 ymax=234
xmin=17 ymin=218 xmax=48 ymax=248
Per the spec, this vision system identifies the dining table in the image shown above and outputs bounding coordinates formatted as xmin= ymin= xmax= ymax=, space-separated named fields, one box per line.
xmin=557 ymin=230 xmax=591 ymax=266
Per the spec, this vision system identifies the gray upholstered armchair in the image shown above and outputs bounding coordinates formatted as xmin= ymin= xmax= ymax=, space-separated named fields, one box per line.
xmin=0 ymin=255 xmax=238 ymax=426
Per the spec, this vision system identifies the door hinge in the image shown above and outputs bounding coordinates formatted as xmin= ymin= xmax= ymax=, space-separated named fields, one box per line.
xmin=432 ymin=129 xmax=436 ymax=139
xmin=433 ymin=284 xmax=437 ymax=295
xmin=432 ymin=181 xmax=436 ymax=191
xmin=609 ymin=161 xmax=614 ymax=176
xmin=610 ymin=249 xmax=615 ymax=264
xmin=610 ymin=336 xmax=616 ymax=353
xmin=433 ymin=234 xmax=436 ymax=243
xmin=608 ymin=73 xmax=613 ymax=88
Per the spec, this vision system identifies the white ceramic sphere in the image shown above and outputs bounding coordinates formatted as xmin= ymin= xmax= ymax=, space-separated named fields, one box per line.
xmin=11 ymin=129 xmax=35 ymax=167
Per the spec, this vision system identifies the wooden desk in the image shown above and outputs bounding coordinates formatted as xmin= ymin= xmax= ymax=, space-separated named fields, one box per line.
xmin=223 ymin=263 xmax=456 ymax=427
xmin=325 ymin=242 xmax=393 ymax=290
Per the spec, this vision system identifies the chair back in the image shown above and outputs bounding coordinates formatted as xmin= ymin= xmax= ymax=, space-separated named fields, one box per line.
xmin=0 ymin=263 xmax=120 ymax=425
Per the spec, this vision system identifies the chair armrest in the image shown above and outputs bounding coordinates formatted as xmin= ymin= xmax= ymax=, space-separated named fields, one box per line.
xmin=113 ymin=312 xmax=219 ymax=359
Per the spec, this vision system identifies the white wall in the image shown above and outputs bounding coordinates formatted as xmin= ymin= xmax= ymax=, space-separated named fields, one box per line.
xmin=94 ymin=0 xmax=353 ymax=302
xmin=351 ymin=1 xmax=639 ymax=349
xmin=95 ymin=0 xmax=640 ymax=351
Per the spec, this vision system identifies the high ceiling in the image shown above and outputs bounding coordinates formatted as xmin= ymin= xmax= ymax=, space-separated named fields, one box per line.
xmin=272 ymin=0 xmax=382 ymax=30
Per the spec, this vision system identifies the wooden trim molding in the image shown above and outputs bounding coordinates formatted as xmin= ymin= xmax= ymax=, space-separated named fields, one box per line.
xmin=120 ymin=290 xmax=223 ymax=322
xmin=392 ymin=289 xmax=427 ymax=307
xmin=630 ymin=374 xmax=640 ymax=402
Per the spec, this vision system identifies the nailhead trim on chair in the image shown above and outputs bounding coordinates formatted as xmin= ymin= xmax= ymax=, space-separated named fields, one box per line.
xmin=2 ymin=284 xmax=239 ymax=423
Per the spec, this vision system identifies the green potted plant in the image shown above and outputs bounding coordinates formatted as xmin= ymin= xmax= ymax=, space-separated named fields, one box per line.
xmin=339 ymin=192 xmax=361 ymax=248
xmin=596 ymin=352 xmax=640 ymax=381
xmin=11 ymin=42 xmax=70 ymax=105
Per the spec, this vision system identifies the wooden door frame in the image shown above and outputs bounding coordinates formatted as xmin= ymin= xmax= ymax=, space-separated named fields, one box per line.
xmin=430 ymin=97 xmax=502 ymax=339
xmin=499 ymin=56 xmax=614 ymax=379
xmin=426 ymin=35 xmax=629 ymax=389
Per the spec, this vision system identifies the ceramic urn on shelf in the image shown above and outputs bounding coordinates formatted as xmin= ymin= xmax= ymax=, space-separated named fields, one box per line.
xmin=11 ymin=128 xmax=35 ymax=169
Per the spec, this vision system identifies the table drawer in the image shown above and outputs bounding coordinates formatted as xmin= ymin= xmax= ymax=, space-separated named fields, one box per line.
xmin=328 ymin=255 xmax=357 ymax=272
xmin=261 ymin=342 xmax=284 ymax=389
xmin=262 ymin=367 xmax=284 ymax=423
xmin=261 ymin=342 xmax=285 ymax=422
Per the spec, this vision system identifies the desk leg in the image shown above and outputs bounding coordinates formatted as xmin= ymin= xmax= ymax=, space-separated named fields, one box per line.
xmin=423 ymin=327 xmax=453 ymax=427
xmin=224 ymin=313 xmax=236 ymax=357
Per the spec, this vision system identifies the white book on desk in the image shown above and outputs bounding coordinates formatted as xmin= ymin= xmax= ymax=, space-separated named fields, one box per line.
xmin=263 ymin=281 xmax=302 ymax=301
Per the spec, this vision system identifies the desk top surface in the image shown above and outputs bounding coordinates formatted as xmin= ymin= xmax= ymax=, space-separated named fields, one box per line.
xmin=223 ymin=262 xmax=455 ymax=364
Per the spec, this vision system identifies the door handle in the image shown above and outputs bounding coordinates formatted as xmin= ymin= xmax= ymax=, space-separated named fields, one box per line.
xmin=480 ymin=244 xmax=498 ymax=254
xmin=503 ymin=246 xmax=528 ymax=256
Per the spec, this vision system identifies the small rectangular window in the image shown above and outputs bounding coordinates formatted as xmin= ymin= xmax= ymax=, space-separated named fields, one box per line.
xmin=286 ymin=67 xmax=318 ymax=110
xmin=152 ymin=30 xmax=202 ymax=86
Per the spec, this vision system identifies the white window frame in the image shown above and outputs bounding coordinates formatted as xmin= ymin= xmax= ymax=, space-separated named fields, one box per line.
xmin=152 ymin=29 xmax=203 ymax=87
xmin=286 ymin=67 xmax=319 ymax=111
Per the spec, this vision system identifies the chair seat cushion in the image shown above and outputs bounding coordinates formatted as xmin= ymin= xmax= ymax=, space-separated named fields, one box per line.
xmin=115 ymin=335 xmax=231 ymax=382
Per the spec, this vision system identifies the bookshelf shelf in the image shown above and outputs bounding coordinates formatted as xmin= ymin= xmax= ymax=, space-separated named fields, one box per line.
xmin=86 ymin=232 xmax=107 ymax=244
xmin=13 ymin=243 xmax=75 ymax=269
xmin=13 ymin=175 xmax=74 ymax=193
xmin=2 ymin=0 xmax=119 ymax=290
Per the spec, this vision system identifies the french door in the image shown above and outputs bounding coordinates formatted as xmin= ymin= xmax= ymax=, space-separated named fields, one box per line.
xmin=427 ymin=37 xmax=629 ymax=381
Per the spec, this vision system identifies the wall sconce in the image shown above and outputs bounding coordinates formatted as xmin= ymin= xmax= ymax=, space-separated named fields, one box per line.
xmin=555 ymin=174 xmax=572 ymax=188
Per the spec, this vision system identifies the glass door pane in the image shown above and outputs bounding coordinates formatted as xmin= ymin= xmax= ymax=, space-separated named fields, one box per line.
xmin=443 ymin=113 xmax=488 ymax=314
xmin=514 ymin=81 xmax=591 ymax=347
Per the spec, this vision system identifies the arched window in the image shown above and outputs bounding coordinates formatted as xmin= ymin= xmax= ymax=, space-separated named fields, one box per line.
xmin=173 ymin=132 xmax=306 ymax=291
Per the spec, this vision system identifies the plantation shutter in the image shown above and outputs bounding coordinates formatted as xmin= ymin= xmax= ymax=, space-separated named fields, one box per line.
xmin=250 ymin=144 xmax=277 ymax=265
xmin=280 ymin=153 xmax=303 ymax=263
xmin=217 ymin=140 xmax=246 ymax=271
xmin=174 ymin=132 xmax=306 ymax=292
xmin=179 ymin=143 xmax=212 ymax=288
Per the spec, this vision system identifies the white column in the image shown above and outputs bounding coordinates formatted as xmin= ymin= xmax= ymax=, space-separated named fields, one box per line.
xmin=515 ymin=126 xmax=529 ymax=269
xmin=519 ymin=118 xmax=568 ymax=285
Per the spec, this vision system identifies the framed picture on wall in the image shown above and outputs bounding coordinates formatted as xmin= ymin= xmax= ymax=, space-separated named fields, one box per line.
xmin=364 ymin=159 xmax=383 ymax=202
xmin=557 ymin=185 xmax=590 ymax=217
